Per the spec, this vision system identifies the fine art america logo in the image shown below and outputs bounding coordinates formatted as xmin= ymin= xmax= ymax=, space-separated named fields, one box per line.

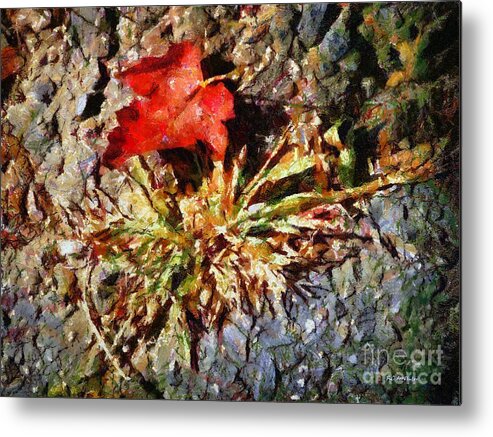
xmin=361 ymin=343 xmax=443 ymax=386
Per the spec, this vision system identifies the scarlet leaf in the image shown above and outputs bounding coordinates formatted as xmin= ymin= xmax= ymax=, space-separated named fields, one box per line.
xmin=103 ymin=42 xmax=235 ymax=168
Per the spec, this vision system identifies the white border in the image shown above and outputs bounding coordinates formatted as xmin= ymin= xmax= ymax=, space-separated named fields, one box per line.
xmin=2 ymin=0 xmax=492 ymax=435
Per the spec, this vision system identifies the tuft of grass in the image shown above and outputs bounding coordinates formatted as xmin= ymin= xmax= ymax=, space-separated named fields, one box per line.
xmin=85 ymin=121 xmax=443 ymax=377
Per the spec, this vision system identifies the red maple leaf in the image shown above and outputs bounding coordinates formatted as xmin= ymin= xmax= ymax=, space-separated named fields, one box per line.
xmin=103 ymin=42 xmax=235 ymax=168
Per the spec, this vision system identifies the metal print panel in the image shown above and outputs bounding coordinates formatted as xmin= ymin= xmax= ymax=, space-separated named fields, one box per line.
xmin=0 ymin=2 xmax=460 ymax=403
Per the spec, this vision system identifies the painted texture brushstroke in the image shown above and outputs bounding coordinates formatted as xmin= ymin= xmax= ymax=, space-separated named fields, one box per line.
xmin=1 ymin=3 xmax=460 ymax=403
